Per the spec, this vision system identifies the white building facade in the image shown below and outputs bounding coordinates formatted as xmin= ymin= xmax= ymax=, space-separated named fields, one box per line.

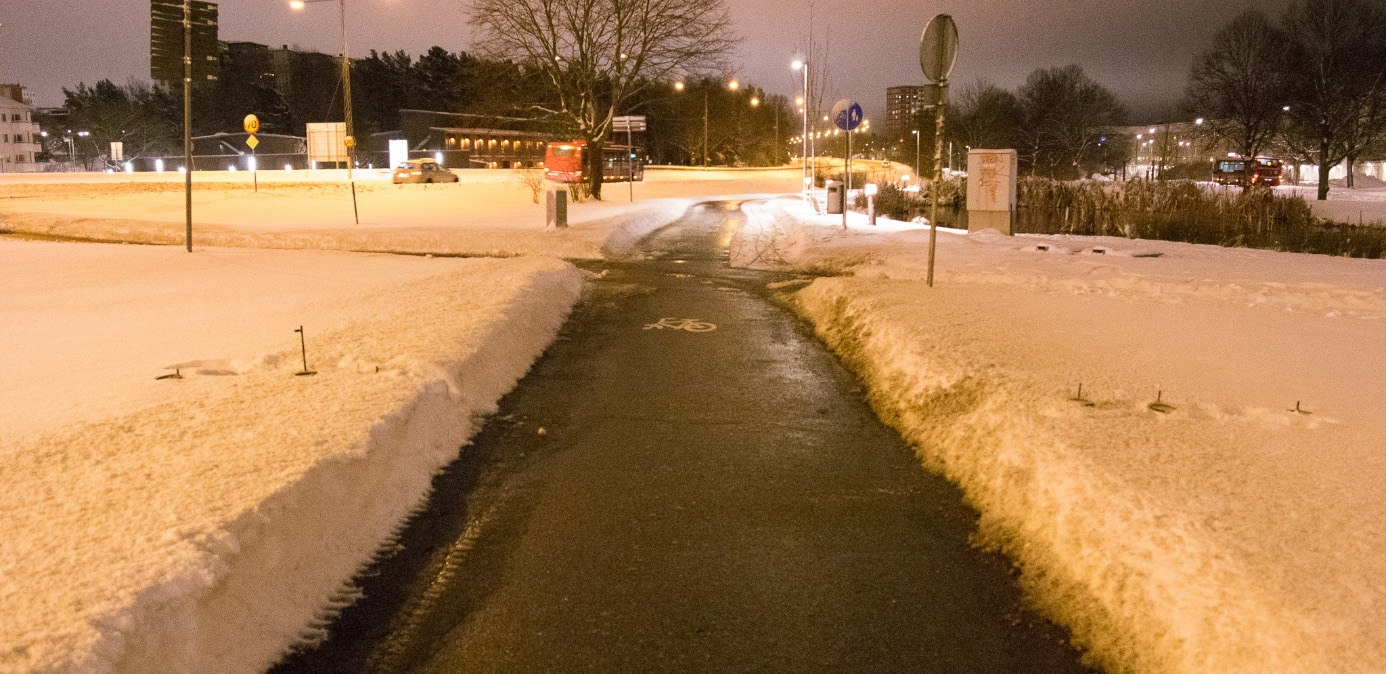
xmin=1 ymin=85 xmax=43 ymax=173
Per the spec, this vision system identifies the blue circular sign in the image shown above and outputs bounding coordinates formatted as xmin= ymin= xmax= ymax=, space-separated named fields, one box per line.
xmin=832 ymin=99 xmax=864 ymax=131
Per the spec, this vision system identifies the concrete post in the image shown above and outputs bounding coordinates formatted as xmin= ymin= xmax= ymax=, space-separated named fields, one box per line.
xmin=546 ymin=189 xmax=568 ymax=228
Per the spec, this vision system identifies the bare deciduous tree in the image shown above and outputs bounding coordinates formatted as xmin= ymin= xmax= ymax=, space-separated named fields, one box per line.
xmin=1281 ymin=0 xmax=1386 ymax=199
xmin=950 ymin=80 xmax=1024 ymax=152
xmin=1018 ymin=65 xmax=1128 ymax=178
xmin=1183 ymin=10 xmax=1294 ymax=159
xmin=470 ymin=0 xmax=738 ymax=199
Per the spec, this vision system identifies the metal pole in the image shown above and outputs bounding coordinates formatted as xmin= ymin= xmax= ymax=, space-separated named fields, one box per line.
xmin=183 ymin=0 xmax=193 ymax=252
xmin=801 ymin=67 xmax=808 ymax=187
xmin=837 ymin=127 xmax=848 ymax=230
xmin=927 ymin=80 xmax=948 ymax=288
xmin=628 ymin=124 xmax=634 ymax=202
xmin=702 ymin=88 xmax=709 ymax=168
xmin=774 ymin=106 xmax=779 ymax=166
xmin=915 ymin=131 xmax=920 ymax=178
xmin=339 ymin=0 xmax=359 ymax=224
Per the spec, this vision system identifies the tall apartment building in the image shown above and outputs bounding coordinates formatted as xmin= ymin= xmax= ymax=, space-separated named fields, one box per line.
xmin=885 ymin=85 xmax=933 ymax=142
xmin=0 ymin=85 xmax=42 ymax=173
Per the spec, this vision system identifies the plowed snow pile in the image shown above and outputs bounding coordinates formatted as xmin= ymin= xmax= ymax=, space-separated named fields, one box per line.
xmin=1 ymin=241 xmax=584 ymax=673
xmin=739 ymin=198 xmax=1386 ymax=674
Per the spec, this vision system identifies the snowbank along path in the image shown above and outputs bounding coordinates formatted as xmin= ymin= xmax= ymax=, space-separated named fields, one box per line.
xmin=734 ymin=198 xmax=1386 ymax=674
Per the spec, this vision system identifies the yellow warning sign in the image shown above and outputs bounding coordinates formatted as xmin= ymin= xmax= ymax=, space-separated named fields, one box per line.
xmin=246 ymin=134 xmax=259 ymax=150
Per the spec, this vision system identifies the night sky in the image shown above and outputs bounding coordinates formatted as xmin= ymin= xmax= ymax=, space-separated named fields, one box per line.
xmin=1 ymin=0 xmax=1288 ymax=122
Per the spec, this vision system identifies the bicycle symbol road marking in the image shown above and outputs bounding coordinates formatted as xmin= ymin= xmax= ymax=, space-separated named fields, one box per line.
xmin=643 ymin=318 xmax=717 ymax=333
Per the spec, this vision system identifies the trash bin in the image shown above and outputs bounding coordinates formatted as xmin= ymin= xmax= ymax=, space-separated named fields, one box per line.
xmin=826 ymin=180 xmax=845 ymax=214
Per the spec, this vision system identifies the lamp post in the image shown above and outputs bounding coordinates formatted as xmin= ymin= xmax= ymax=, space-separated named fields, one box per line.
xmin=912 ymin=129 xmax=921 ymax=179
xmin=290 ymin=0 xmax=359 ymax=223
xmin=676 ymin=78 xmax=748 ymax=167
xmin=793 ymin=59 xmax=811 ymax=189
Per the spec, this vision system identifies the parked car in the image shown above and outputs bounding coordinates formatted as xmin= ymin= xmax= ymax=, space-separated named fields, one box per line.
xmin=392 ymin=158 xmax=459 ymax=184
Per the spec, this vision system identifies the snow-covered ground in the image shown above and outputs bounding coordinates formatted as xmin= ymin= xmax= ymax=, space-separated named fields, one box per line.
xmin=1275 ymin=182 xmax=1386 ymax=226
xmin=1 ymin=241 xmax=586 ymax=674
xmin=736 ymin=199 xmax=1386 ymax=674
xmin=0 ymin=168 xmax=800 ymax=258
xmin=1 ymin=168 xmax=808 ymax=674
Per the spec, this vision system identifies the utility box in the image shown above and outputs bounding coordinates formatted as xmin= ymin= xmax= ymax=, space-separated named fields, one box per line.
xmin=826 ymin=180 xmax=846 ymax=215
xmin=965 ymin=149 xmax=1018 ymax=235
xmin=546 ymin=189 xmax=568 ymax=228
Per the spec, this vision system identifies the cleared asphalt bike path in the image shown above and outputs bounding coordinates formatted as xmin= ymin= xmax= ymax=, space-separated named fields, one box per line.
xmin=271 ymin=201 xmax=1094 ymax=674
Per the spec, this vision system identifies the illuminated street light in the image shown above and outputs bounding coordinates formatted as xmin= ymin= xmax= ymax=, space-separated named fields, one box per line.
xmin=793 ymin=59 xmax=812 ymax=189
xmin=676 ymin=77 xmax=747 ymax=166
xmin=911 ymin=129 xmax=921 ymax=177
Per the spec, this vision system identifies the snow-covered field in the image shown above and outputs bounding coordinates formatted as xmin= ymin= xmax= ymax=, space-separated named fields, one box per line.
xmin=736 ymin=199 xmax=1386 ymax=674
xmin=0 ymin=167 xmax=800 ymax=258
xmin=1 ymin=168 xmax=808 ymax=674
xmin=1276 ymin=183 xmax=1386 ymax=226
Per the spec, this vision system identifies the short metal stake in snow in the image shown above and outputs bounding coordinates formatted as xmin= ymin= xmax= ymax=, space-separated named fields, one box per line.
xmin=1290 ymin=401 xmax=1312 ymax=415
xmin=295 ymin=326 xmax=317 ymax=377
xmin=1148 ymin=388 xmax=1175 ymax=414
xmin=157 ymin=368 xmax=183 ymax=381
xmin=1070 ymin=382 xmax=1094 ymax=407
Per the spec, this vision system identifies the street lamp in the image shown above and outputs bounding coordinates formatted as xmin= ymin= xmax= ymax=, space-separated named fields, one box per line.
xmin=290 ymin=0 xmax=360 ymax=223
xmin=793 ymin=59 xmax=812 ymax=189
xmin=911 ymin=129 xmax=921 ymax=179
xmin=675 ymin=78 xmax=747 ymax=167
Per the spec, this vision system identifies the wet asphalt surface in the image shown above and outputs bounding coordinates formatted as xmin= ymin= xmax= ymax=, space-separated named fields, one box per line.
xmin=270 ymin=201 xmax=1095 ymax=674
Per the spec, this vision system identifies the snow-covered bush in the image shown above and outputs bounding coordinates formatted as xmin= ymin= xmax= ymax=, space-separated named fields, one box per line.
xmin=1016 ymin=178 xmax=1386 ymax=258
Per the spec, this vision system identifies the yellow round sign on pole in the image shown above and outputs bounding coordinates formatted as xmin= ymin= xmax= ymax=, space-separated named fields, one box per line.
xmin=243 ymin=114 xmax=260 ymax=135
xmin=344 ymin=135 xmax=356 ymax=149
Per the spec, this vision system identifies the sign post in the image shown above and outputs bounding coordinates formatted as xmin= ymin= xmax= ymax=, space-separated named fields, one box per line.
xmin=243 ymin=113 xmax=259 ymax=192
xmin=613 ymin=115 xmax=646 ymax=203
xmin=920 ymin=14 xmax=958 ymax=287
xmin=831 ymin=99 xmax=864 ymax=229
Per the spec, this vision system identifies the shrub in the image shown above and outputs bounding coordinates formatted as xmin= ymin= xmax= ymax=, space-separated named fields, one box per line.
xmin=1014 ymin=177 xmax=1386 ymax=258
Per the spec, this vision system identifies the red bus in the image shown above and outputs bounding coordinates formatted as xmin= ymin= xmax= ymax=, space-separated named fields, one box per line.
xmin=544 ymin=140 xmax=645 ymax=183
xmin=1213 ymin=156 xmax=1284 ymax=187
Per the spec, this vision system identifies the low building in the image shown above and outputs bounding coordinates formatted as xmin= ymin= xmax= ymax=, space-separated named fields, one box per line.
xmin=0 ymin=85 xmax=43 ymax=173
xmin=366 ymin=109 xmax=556 ymax=169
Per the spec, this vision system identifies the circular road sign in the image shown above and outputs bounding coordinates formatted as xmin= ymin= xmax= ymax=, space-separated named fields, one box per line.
xmin=831 ymin=99 xmax=864 ymax=131
xmin=243 ymin=114 xmax=260 ymax=135
xmin=920 ymin=14 xmax=959 ymax=83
